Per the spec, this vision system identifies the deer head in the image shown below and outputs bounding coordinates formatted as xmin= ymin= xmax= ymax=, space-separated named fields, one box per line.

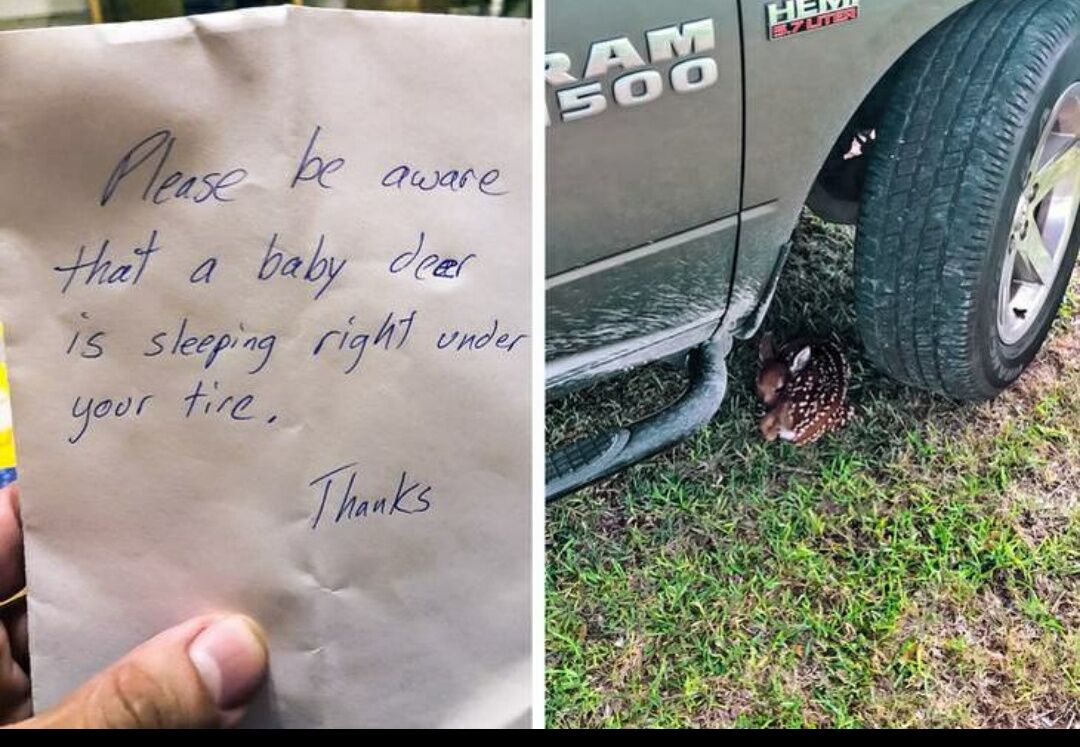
xmin=759 ymin=399 xmax=795 ymax=442
xmin=756 ymin=333 xmax=812 ymax=407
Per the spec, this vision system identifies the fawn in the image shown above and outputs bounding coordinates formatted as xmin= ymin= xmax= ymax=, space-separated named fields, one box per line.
xmin=757 ymin=333 xmax=853 ymax=445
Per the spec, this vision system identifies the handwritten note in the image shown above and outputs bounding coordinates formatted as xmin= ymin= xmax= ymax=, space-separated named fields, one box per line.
xmin=0 ymin=7 xmax=531 ymax=728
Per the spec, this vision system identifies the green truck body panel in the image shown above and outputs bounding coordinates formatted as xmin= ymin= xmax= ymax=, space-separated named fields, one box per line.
xmin=546 ymin=0 xmax=976 ymax=391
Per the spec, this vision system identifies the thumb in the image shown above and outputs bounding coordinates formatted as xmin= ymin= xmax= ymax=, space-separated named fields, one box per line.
xmin=17 ymin=614 xmax=268 ymax=729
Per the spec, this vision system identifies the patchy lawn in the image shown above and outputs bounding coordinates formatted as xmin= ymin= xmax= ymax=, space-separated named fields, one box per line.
xmin=546 ymin=212 xmax=1080 ymax=728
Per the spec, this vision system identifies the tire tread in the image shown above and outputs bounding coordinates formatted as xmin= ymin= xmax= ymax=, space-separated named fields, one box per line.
xmin=855 ymin=0 xmax=1080 ymax=400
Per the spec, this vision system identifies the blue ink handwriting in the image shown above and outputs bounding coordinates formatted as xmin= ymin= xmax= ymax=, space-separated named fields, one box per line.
xmin=100 ymin=129 xmax=247 ymax=207
xmin=436 ymin=318 xmax=527 ymax=353
xmin=69 ymin=393 xmax=154 ymax=445
xmin=53 ymin=230 xmax=162 ymax=294
xmin=144 ymin=317 xmax=276 ymax=374
xmin=312 ymin=310 xmax=417 ymax=374
xmin=389 ymin=231 xmax=475 ymax=281
xmin=290 ymin=125 xmax=345 ymax=190
xmin=381 ymin=164 xmax=507 ymax=196
xmin=308 ymin=463 xmax=433 ymax=530
xmin=257 ymin=233 xmax=346 ymax=300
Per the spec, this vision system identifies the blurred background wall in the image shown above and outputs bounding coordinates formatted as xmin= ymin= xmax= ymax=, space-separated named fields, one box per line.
xmin=0 ymin=0 xmax=529 ymax=29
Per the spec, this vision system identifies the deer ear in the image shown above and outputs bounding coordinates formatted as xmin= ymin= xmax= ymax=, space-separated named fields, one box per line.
xmin=759 ymin=332 xmax=776 ymax=363
xmin=791 ymin=345 xmax=812 ymax=373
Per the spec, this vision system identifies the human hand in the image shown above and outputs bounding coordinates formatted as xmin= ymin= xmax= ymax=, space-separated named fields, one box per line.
xmin=0 ymin=485 xmax=269 ymax=728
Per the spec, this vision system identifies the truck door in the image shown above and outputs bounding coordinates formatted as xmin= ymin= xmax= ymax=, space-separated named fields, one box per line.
xmin=546 ymin=0 xmax=743 ymax=368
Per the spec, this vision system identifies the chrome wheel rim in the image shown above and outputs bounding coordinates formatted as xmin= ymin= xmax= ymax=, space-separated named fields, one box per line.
xmin=998 ymin=82 xmax=1080 ymax=345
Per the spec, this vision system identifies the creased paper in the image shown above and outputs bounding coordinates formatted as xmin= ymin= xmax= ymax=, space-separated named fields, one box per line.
xmin=0 ymin=6 xmax=531 ymax=728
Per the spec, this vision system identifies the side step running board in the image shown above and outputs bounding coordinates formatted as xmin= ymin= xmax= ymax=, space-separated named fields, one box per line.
xmin=545 ymin=336 xmax=731 ymax=502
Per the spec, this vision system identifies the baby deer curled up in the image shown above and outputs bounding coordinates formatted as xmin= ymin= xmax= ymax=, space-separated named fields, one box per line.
xmin=757 ymin=333 xmax=853 ymax=445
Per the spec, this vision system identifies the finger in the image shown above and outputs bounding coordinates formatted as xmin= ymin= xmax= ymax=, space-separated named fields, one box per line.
xmin=0 ymin=694 xmax=30 ymax=725
xmin=4 ymin=599 xmax=28 ymax=673
xmin=0 ymin=487 xmax=23 ymax=598
xmin=15 ymin=614 xmax=268 ymax=729
xmin=0 ymin=618 xmax=30 ymax=724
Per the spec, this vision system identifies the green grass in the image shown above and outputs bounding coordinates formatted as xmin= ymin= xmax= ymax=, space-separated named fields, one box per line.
xmin=546 ymin=212 xmax=1080 ymax=728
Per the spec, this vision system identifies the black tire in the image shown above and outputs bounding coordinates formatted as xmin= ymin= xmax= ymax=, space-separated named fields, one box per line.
xmin=855 ymin=0 xmax=1080 ymax=401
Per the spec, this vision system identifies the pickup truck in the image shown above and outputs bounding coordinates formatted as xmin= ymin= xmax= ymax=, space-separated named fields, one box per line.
xmin=546 ymin=0 xmax=1080 ymax=499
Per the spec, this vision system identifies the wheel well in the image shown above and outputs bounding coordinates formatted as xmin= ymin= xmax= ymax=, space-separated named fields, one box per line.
xmin=805 ymin=59 xmax=905 ymax=224
xmin=805 ymin=6 xmax=969 ymax=224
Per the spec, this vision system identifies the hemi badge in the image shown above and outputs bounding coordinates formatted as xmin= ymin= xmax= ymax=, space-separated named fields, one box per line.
xmin=766 ymin=0 xmax=860 ymax=41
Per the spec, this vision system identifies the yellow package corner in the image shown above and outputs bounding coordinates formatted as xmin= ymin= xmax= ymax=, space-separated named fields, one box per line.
xmin=0 ymin=321 xmax=16 ymax=471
